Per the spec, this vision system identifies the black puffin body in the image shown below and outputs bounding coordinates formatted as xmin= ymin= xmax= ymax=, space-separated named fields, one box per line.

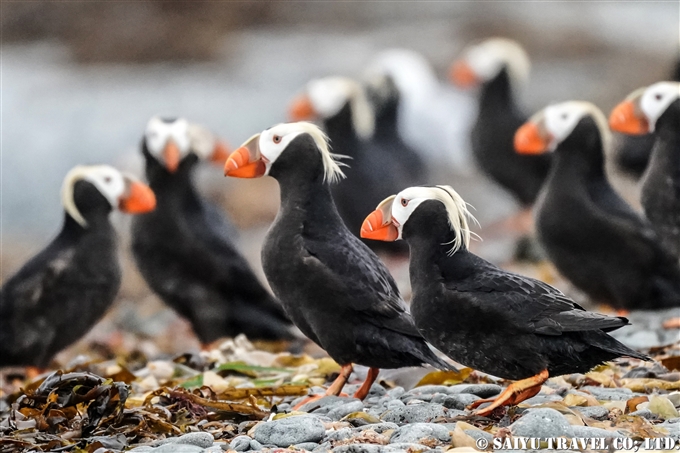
xmin=132 ymin=118 xmax=293 ymax=344
xmin=360 ymin=185 xmax=648 ymax=415
xmin=610 ymin=82 xmax=680 ymax=259
xmin=0 ymin=166 xmax=155 ymax=367
xmin=290 ymin=76 xmax=426 ymax=254
xmin=225 ymin=122 xmax=450 ymax=400
xmin=452 ymin=39 xmax=550 ymax=206
xmin=516 ymin=102 xmax=680 ymax=310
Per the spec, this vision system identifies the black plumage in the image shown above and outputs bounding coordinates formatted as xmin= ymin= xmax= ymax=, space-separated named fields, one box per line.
xmin=361 ymin=185 xmax=648 ymax=414
xmin=1 ymin=174 xmax=130 ymax=367
xmin=470 ymin=68 xmax=551 ymax=206
xmin=639 ymin=99 xmax=680 ymax=258
xmin=225 ymin=123 xmax=450 ymax=399
xmin=292 ymin=78 xmax=426 ymax=254
xmin=534 ymin=114 xmax=680 ymax=309
xmin=132 ymin=133 xmax=293 ymax=344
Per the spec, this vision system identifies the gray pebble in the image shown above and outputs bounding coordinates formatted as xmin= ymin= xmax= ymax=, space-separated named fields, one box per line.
xmin=324 ymin=427 xmax=353 ymax=442
xmin=128 ymin=448 xmax=154 ymax=453
xmin=619 ymin=330 xmax=661 ymax=349
xmin=571 ymin=426 xmax=624 ymax=438
xmin=275 ymin=403 xmax=291 ymax=412
xmin=154 ymin=445 xmax=205 ymax=453
xmin=253 ymin=415 xmax=325 ymax=447
xmin=629 ymin=409 xmax=658 ymax=420
xmin=332 ymin=444 xmax=383 ymax=453
xmin=405 ymin=385 xmax=451 ymax=396
xmin=202 ymin=447 xmax=223 ymax=453
xmin=449 ymin=384 xmax=502 ymax=398
xmin=385 ymin=399 xmax=405 ymax=410
xmin=298 ymin=395 xmax=354 ymax=414
xmin=384 ymin=442 xmax=430 ymax=452
xmin=520 ymin=394 xmax=563 ymax=405
xmin=314 ymin=441 xmax=333 ymax=452
xmin=355 ymin=422 xmax=400 ymax=434
xmin=177 ymin=432 xmax=214 ymax=448
xmin=327 ymin=401 xmax=365 ymax=420
xmin=296 ymin=442 xmax=320 ymax=451
xmin=571 ymin=406 xmax=610 ymax=420
xmin=387 ymin=387 xmax=405 ymax=398
xmin=381 ymin=403 xmax=449 ymax=424
xmin=390 ymin=422 xmax=451 ymax=444
xmin=249 ymin=439 xmax=263 ymax=451
xmin=463 ymin=429 xmax=493 ymax=443
xmin=510 ymin=408 xmax=575 ymax=438
xmin=430 ymin=393 xmax=479 ymax=410
xmin=343 ymin=383 xmax=387 ymax=398
xmin=229 ymin=435 xmax=252 ymax=452
xmin=582 ymin=386 xmax=634 ymax=401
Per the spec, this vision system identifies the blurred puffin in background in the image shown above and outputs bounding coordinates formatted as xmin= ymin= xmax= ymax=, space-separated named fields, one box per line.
xmin=607 ymin=60 xmax=680 ymax=209
xmin=289 ymin=76 xmax=426 ymax=255
xmin=132 ymin=117 xmax=294 ymax=346
xmin=0 ymin=165 xmax=155 ymax=369
xmin=451 ymin=38 xmax=550 ymax=235
xmin=610 ymin=82 xmax=680 ymax=259
xmin=361 ymin=185 xmax=649 ymax=416
xmin=366 ymin=49 xmax=476 ymax=172
xmin=515 ymin=101 xmax=680 ymax=311
xmin=225 ymin=122 xmax=452 ymax=404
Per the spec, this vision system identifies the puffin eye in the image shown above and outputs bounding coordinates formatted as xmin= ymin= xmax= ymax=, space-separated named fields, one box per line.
xmin=561 ymin=113 xmax=568 ymax=120
xmin=655 ymin=93 xmax=663 ymax=101
xmin=104 ymin=177 xmax=112 ymax=183
xmin=401 ymin=198 xmax=409 ymax=207
xmin=273 ymin=135 xmax=282 ymax=144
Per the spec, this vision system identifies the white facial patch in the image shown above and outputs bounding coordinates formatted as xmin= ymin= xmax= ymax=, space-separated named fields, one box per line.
xmin=306 ymin=76 xmax=375 ymax=139
xmin=390 ymin=185 xmax=476 ymax=253
xmin=187 ymin=123 xmax=217 ymax=160
xmin=257 ymin=122 xmax=347 ymax=183
xmin=61 ymin=165 xmax=127 ymax=226
xmin=145 ymin=116 xmax=192 ymax=160
xmin=464 ymin=38 xmax=530 ymax=85
xmin=639 ymin=81 xmax=680 ymax=131
xmin=543 ymin=101 xmax=610 ymax=149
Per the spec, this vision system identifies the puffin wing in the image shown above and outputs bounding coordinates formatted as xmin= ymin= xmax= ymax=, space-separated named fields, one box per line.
xmin=445 ymin=267 xmax=628 ymax=336
xmin=302 ymin=234 xmax=419 ymax=336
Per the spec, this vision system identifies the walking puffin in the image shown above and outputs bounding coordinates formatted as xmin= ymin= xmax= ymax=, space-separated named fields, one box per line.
xmin=0 ymin=165 xmax=155 ymax=368
xmin=131 ymin=117 xmax=294 ymax=345
xmin=515 ymin=101 xmax=680 ymax=310
xmin=289 ymin=76 xmax=426 ymax=254
xmin=610 ymin=82 xmax=680 ymax=259
xmin=361 ymin=185 xmax=649 ymax=416
xmin=224 ymin=122 xmax=451 ymax=403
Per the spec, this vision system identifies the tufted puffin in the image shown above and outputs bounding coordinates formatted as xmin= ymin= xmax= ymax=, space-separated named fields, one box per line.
xmin=289 ymin=76 xmax=426 ymax=255
xmin=360 ymin=185 xmax=649 ymax=416
xmin=610 ymin=82 xmax=680 ymax=259
xmin=514 ymin=101 xmax=680 ymax=310
xmin=0 ymin=165 xmax=155 ymax=368
xmin=450 ymin=38 xmax=551 ymax=216
xmin=224 ymin=122 xmax=451 ymax=402
xmin=131 ymin=117 xmax=294 ymax=345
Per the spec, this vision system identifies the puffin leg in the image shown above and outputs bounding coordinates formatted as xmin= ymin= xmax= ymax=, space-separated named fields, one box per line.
xmin=293 ymin=364 xmax=353 ymax=410
xmin=468 ymin=369 xmax=548 ymax=416
xmin=352 ymin=367 xmax=380 ymax=400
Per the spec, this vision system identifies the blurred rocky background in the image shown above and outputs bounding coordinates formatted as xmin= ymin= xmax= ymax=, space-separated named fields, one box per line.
xmin=2 ymin=1 xmax=678 ymax=361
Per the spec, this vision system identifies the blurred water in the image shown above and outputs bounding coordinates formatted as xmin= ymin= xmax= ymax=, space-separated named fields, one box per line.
xmin=2 ymin=3 xmax=678 ymax=247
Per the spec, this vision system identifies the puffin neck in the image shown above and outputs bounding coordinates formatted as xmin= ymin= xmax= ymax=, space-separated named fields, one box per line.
xmin=60 ymin=210 xmax=111 ymax=240
xmin=552 ymin=118 xmax=607 ymax=180
xmin=655 ymin=100 xmax=680 ymax=140
xmin=144 ymin=152 xmax=200 ymax=208
xmin=277 ymin=170 xmax=341 ymax=224
xmin=478 ymin=68 xmax=517 ymax=114
xmin=323 ymin=102 xmax=361 ymax=156
xmin=373 ymin=97 xmax=400 ymax=139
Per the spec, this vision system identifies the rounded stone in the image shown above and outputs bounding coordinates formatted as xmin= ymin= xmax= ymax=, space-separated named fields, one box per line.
xmin=510 ymin=408 xmax=575 ymax=438
xmin=154 ymin=445 xmax=205 ymax=453
xmin=430 ymin=393 xmax=479 ymax=410
xmin=229 ymin=435 xmax=252 ymax=452
xmin=253 ymin=415 xmax=326 ymax=447
xmin=381 ymin=403 xmax=449 ymax=425
xmin=327 ymin=401 xmax=365 ymax=420
xmin=572 ymin=406 xmax=610 ymax=420
xmin=177 ymin=432 xmax=214 ymax=448
xmin=390 ymin=422 xmax=451 ymax=444
xmin=295 ymin=442 xmax=320 ymax=451
xmin=571 ymin=426 xmax=624 ymax=438
xmin=448 ymin=384 xmax=503 ymax=398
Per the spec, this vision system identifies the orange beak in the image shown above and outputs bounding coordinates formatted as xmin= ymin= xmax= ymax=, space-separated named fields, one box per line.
xmin=449 ymin=59 xmax=479 ymax=88
xmin=163 ymin=140 xmax=181 ymax=173
xmin=514 ymin=121 xmax=550 ymax=155
xmin=119 ymin=180 xmax=156 ymax=214
xmin=289 ymin=94 xmax=316 ymax=121
xmin=210 ymin=141 xmax=230 ymax=165
xmin=609 ymin=100 xmax=649 ymax=135
xmin=224 ymin=133 xmax=266 ymax=178
xmin=360 ymin=195 xmax=399 ymax=242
